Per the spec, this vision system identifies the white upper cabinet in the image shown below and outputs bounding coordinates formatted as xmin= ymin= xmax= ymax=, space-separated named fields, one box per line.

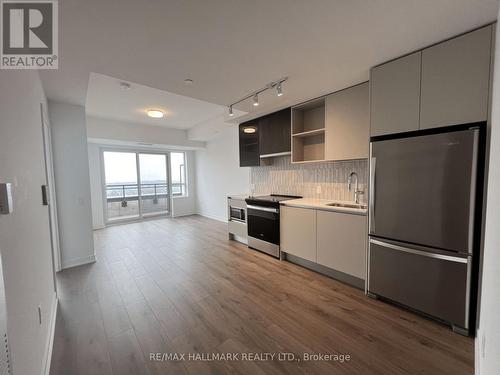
xmin=420 ymin=26 xmax=492 ymax=129
xmin=370 ymin=52 xmax=422 ymax=137
xmin=325 ymin=82 xmax=369 ymax=160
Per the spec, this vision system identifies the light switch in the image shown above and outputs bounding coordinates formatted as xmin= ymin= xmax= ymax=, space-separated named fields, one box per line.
xmin=0 ymin=183 xmax=13 ymax=214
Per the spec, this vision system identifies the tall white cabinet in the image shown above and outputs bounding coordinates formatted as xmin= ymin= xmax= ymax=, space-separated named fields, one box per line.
xmin=420 ymin=26 xmax=492 ymax=129
xmin=370 ymin=25 xmax=493 ymax=136
xmin=370 ymin=52 xmax=422 ymax=137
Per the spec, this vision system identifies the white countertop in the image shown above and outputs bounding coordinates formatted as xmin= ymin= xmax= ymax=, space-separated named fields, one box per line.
xmin=281 ymin=198 xmax=367 ymax=216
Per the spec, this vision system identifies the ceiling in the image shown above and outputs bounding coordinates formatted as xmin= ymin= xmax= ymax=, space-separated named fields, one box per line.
xmin=40 ymin=0 xmax=498 ymax=138
xmin=85 ymin=73 xmax=246 ymax=129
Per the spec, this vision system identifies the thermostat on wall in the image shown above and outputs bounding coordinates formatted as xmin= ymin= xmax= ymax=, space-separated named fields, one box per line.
xmin=0 ymin=183 xmax=13 ymax=214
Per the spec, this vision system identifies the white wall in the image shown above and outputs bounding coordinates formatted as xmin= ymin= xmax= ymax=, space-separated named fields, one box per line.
xmin=49 ymin=101 xmax=95 ymax=269
xmin=195 ymin=126 xmax=250 ymax=221
xmin=87 ymin=116 xmax=205 ymax=149
xmin=87 ymin=143 xmax=105 ymax=229
xmin=171 ymin=150 xmax=197 ymax=217
xmin=477 ymin=15 xmax=500 ymax=375
xmin=0 ymin=71 xmax=57 ymax=375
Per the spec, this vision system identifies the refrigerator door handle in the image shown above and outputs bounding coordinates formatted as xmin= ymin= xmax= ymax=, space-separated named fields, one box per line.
xmin=369 ymin=156 xmax=376 ymax=233
xmin=466 ymin=129 xmax=479 ymax=254
xmin=369 ymin=239 xmax=469 ymax=264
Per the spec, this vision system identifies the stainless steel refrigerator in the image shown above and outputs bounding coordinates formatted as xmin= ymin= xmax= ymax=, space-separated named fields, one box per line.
xmin=367 ymin=124 xmax=484 ymax=335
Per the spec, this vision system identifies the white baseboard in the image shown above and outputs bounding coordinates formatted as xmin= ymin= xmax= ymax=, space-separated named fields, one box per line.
xmin=197 ymin=211 xmax=227 ymax=223
xmin=43 ymin=293 xmax=58 ymax=375
xmin=475 ymin=328 xmax=482 ymax=375
xmin=171 ymin=211 xmax=197 ymax=218
xmin=61 ymin=254 xmax=96 ymax=270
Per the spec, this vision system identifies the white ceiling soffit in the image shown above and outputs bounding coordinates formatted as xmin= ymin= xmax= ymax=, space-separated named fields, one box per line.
xmin=85 ymin=73 xmax=246 ymax=130
xmin=40 ymin=0 xmax=498 ymax=126
xmin=87 ymin=137 xmax=204 ymax=151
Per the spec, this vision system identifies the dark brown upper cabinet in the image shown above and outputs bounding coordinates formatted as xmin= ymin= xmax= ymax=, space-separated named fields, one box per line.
xmin=239 ymin=120 xmax=260 ymax=167
xmin=239 ymin=108 xmax=291 ymax=167
xmin=259 ymin=108 xmax=291 ymax=157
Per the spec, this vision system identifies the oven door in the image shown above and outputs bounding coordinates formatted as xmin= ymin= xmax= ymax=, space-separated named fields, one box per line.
xmin=247 ymin=205 xmax=280 ymax=245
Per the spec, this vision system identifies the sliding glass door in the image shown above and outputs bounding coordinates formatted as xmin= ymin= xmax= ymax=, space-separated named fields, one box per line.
xmin=102 ymin=150 xmax=171 ymax=223
xmin=103 ymin=151 xmax=140 ymax=221
xmin=139 ymin=153 xmax=169 ymax=217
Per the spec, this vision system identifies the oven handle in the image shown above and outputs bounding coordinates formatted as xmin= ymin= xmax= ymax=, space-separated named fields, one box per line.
xmin=247 ymin=205 xmax=279 ymax=214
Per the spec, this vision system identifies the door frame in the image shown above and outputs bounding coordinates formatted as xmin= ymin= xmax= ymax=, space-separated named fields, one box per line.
xmin=40 ymin=104 xmax=61 ymax=275
xmin=100 ymin=147 xmax=172 ymax=225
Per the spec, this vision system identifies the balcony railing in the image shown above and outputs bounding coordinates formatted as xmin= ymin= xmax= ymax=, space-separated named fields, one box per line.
xmin=105 ymin=183 xmax=184 ymax=204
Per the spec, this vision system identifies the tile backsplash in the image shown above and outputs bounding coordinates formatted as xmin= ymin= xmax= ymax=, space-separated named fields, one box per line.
xmin=250 ymin=156 xmax=368 ymax=203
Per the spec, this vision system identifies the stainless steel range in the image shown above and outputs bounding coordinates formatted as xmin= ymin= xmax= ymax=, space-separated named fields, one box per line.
xmin=245 ymin=194 xmax=302 ymax=258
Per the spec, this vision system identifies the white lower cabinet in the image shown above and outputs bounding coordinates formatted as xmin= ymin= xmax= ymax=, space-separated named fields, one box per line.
xmin=317 ymin=210 xmax=367 ymax=280
xmin=280 ymin=206 xmax=317 ymax=262
xmin=281 ymin=205 xmax=367 ymax=281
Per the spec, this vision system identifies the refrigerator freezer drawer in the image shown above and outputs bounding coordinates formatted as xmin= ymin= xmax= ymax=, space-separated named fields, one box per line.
xmin=368 ymin=239 xmax=470 ymax=329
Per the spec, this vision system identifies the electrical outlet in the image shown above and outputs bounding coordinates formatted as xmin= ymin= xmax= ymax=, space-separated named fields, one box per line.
xmin=37 ymin=305 xmax=42 ymax=325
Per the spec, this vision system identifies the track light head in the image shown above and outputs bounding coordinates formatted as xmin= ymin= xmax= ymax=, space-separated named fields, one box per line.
xmin=228 ymin=105 xmax=234 ymax=117
xmin=253 ymin=94 xmax=259 ymax=106
xmin=276 ymin=82 xmax=283 ymax=96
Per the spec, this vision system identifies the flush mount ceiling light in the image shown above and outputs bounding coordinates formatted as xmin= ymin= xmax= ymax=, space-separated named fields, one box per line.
xmin=184 ymin=78 xmax=194 ymax=85
xmin=147 ymin=109 xmax=164 ymax=118
xmin=243 ymin=127 xmax=256 ymax=134
xmin=227 ymin=77 xmax=287 ymax=117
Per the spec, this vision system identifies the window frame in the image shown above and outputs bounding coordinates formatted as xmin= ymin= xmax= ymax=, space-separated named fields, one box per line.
xmin=99 ymin=146 xmax=190 ymax=225
xmin=170 ymin=151 xmax=188 ymax=198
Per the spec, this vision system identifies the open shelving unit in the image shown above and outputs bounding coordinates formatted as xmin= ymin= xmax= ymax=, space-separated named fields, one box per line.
xmin=291 ymin=97 xmax=326 ymax=163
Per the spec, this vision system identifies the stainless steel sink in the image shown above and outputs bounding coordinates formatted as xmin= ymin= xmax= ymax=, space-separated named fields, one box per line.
xmin=326 ymin=202 xmax=367 ymax=209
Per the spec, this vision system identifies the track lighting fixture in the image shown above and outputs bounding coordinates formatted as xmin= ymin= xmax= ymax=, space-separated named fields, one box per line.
xmin=227 ymin=77 xmax=287 ymax=115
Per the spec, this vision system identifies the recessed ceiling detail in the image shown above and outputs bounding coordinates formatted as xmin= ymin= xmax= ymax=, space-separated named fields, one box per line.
xmin=85 ymin=73 xmax=246 ymax=130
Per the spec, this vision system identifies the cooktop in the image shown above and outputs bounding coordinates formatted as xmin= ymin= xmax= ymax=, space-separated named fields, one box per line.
xmin=245 ymin=194 xmax=302 ymax=208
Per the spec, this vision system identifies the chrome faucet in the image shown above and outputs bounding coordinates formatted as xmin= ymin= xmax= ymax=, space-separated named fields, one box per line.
xmin=348 ymin=172 xmax=364 ymax=204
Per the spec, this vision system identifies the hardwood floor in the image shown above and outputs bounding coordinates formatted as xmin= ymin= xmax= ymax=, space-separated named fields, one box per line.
xmin=50 ymin=215 xmax=474 ymax=375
